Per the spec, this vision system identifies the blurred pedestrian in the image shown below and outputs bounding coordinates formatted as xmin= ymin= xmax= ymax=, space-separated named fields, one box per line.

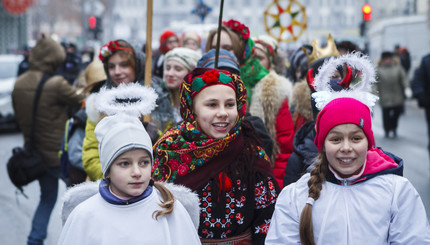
xmin=152 ymin=30 xmax=180 ymax=79
xmin=59 ymin=113 xmax=200 ymax=245
xmin=17 ymin=45 xmax=32 ymax=76
xmin=394 ymin=44 xmax=411 ymax=75
xmin=153 ymin=47 xmax=200 ymax=132
xmin=376 ymin=51 xmax=407 ymax=138
xmin=411 ymin=52 xmax=430 ymax=155
xmin=180 ymin=31 xmax=202 ymax=52
xmin=287 ymin=44 xmax=313 ymax=132
xmin=336 ymin=40 xmax=360 ymax=55
xmin=152 ymin=68 xmax=279 ymax=244
xmin=57 ymin=42 xmax=82 ymax=86
xmin=12 ymin=35 xmax=85 ymax=245
xmin=266 ymin=96 xmax=429 ymax=244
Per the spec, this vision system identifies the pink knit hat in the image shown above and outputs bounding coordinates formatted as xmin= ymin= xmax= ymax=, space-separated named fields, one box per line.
xmin=314 ymin=97 xmax=375 ymax=152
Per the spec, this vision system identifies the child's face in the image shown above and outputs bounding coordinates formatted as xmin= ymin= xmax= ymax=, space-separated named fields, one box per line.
xmin=107 ymin=149 xmax=152 ymax=198
xmin=193 ymin=85 xmax=238 ymax=139
xmin=183 ymin=39 xmax=200 ymax=51
xmin=255 ymin=47 xmax=270 ymax=70
xmin=324 ymin=123 xmax=368 ymax=178
xmin=163 ymin=59 xmax=189 ymax=90
xmin=211 ymin=30 xmax=234 ymax=54
xmin=107 ymin=53 xmax=136 ymax=86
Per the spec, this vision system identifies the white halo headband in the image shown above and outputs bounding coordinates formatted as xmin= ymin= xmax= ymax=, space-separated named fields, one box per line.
xmin=312 ymin=52 xmax=379 ymax=111
xmin=95 ymin=83 xmax=158 ymax=118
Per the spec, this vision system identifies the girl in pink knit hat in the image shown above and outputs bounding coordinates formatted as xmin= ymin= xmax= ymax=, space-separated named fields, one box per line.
xmin=266 ymin=54 xmax=430 ymax=244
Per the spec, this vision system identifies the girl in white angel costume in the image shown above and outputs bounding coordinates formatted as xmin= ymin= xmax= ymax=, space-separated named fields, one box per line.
xmin=58 ymin=84 xmax=201 ymax=245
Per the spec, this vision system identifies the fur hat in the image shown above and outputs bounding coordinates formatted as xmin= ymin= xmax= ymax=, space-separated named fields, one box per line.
xmin=164 ymin=47 xmax=201 ymax=72
xmin=197 ymin=49 xmax=240 ymax=75
xmin=95 ymin=114 xmax=153 ymax=177
xmin=314 ymin=97 xmax=375 ymax=152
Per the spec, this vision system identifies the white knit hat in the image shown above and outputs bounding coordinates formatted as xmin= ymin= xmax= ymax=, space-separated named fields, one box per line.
xmin=95 ymin=114 xmax=153 ymax=177
xmin=164 ymin=47 xmax=201 ymax=71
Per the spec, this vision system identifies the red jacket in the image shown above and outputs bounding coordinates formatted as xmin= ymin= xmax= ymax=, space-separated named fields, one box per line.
xmin=273 ymin=99 xmax=295 ymax=187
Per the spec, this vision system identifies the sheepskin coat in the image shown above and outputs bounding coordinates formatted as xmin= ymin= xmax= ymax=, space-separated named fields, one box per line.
xmin=249 ymin=70 xmax=294 ymax=187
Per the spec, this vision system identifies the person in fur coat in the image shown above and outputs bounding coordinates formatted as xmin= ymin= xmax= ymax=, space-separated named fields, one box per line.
xmin=250 ymin=35 xmax=294 ymax=188
xmin=59 ymin=112 xmax=200 ymax=245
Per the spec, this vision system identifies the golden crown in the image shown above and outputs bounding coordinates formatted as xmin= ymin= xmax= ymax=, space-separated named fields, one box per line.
xmin=304 ymin=34 xmax=340 ymax=66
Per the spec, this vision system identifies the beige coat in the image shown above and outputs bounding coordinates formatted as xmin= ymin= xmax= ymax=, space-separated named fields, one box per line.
xmin=376 ymin=60 xmax=407 ymax=108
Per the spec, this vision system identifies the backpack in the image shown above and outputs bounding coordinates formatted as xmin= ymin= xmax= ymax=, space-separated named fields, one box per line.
xmin=59 ymin=118 xmax=74 ymax=181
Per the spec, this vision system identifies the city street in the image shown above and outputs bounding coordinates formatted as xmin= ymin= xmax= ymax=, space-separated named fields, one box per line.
xmin=0 ymin=99 xmax=429 ymax=245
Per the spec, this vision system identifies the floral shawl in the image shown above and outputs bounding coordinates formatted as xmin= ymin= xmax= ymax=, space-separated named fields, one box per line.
xmin=152 ymin=68 xmax=273 ymax=190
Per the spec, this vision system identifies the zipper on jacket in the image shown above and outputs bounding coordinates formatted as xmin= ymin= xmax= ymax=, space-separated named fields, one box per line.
xmin=341 ymin=179 xmax=348 ymax=186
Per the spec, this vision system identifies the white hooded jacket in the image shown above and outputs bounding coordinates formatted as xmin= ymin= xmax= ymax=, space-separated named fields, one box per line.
xmin=265 ymin=148 xmax=430 ymax=244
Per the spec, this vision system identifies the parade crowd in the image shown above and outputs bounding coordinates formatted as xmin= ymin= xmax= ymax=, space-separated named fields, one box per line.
xmin=11 ymin=19 xmax=430 ymax=245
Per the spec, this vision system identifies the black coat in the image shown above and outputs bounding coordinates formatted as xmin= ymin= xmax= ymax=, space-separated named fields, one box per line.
xmin=412 ymin=53 xmax=430 ymax=108
xmin=283 ymin=120 xmax=318 ymax=187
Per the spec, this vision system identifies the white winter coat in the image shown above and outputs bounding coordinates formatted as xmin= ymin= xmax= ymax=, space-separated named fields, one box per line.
xmin=266 ymin=150 xmax=430 ymax=244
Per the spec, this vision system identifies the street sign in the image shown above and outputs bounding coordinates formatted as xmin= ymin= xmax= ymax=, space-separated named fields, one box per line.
xmin=2 ymin=0 xmax=32 ymax=15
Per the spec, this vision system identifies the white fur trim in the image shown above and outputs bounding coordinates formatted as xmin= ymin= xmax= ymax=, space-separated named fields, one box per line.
xmin=164 ymin=183 xmax=200 ymax=230
xmin=85 ymin=93 xmax=102 ymax=123
xmin=95 ymin=83 xmax=158 ymax=117
xmin=312 ymin=52 xmax=379 ymax=111
xmin=60 ymin=181 xmax=99 ymax=226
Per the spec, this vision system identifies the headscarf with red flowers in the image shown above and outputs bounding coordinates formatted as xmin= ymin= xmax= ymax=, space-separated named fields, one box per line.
xmin=152 ymin=68 xmax=276 ymax=193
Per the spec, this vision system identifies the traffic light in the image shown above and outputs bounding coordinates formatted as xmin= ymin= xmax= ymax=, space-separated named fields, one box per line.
xmin=88 ymin=16 xmax=102 ymax=40
xmin=362 ymin=4 xmax=372 ymax=21
xmin=88 ymin=16 xmax=97 ymax=29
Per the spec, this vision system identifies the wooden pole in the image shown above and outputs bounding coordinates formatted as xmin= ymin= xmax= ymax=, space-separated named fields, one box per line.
xmin=144 ymin=0 xmax=153 ymax=122
xmin=214 ymin=0 xmax=225 ymax=68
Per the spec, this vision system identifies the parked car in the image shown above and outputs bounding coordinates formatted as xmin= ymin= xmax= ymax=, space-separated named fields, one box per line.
xmin=0 ymin=54 xmax=24 ymax=132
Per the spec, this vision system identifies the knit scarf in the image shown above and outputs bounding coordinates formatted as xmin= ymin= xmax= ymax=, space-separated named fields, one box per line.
xmin=240 ymin=58 xmax=269 ymax=103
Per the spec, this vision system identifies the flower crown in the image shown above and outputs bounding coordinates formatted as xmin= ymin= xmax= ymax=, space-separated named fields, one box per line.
xmin=222 ymin=19 xmax=250 ymax=40
xmin=98 ymin=40 xmax=134 ymax=62
xmin=191 ymin=69 xmax=235 ymax=97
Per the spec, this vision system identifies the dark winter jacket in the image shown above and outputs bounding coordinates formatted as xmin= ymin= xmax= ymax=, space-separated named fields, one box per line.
xmin=12 ymin=37 xmax=85 ymax=167
xmin=412 ymin=53 xmax=430 ymax=108
xmin=283 ymin=120 xmax=317 ymax=187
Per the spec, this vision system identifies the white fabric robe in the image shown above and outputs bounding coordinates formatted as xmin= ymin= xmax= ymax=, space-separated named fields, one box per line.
xmin=265 ymin=173 xmax=430 ymax=245
xmin=58 ymin=188 xmax=201 ymax=245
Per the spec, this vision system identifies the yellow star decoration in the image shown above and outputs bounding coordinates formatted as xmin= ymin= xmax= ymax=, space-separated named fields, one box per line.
xmin=264 ymin=0 xmax=307 ymax=43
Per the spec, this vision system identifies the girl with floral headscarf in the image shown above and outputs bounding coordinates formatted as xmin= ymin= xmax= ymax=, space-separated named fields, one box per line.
xmin=152 ymin=68 xmax=279 ymax=244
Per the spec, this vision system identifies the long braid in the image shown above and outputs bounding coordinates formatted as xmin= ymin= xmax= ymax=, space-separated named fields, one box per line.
xmin=299 ymin=154 xmax=328 ymax=245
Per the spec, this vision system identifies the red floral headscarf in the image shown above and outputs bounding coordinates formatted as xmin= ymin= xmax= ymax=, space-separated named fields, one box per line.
xmin=152 ymin=68 xmax=260 ymax=189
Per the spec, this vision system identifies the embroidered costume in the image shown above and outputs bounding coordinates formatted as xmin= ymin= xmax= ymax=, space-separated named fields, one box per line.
xmin=152 ymin=68 xmax=279 ymax=244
